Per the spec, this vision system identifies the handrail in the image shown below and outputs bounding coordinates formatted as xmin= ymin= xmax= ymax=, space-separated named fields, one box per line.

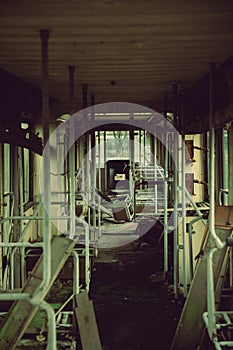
xmin=1 ymin=201 xmax=43 ymax=289
xmin=208 ymin=64 xmax=225 ymax=251
xmin=72 ymin=250 xmax=80 ymax=295
xmin=205 ymin=63 xmax=225 ymax=346
xmin=184 ymin=188 xmax=206 ymax=226
xmin=206 ymin=247 xmax=218 ymax=341
xmin=31 ymin=300 xmax=56 ymax=350
xmin=218 ymin=189 xmax=229 ymax=206
xmin=188 ymin=216 xmax=204 ymax=280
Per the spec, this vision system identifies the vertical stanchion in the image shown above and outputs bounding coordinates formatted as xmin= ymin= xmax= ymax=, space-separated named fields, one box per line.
xmin=12 ymin=145 xmax=21 ymax=288
xmin=143 ymin=130 xmax=146 ymax=166
xmin=40 ymin=29 xmax=51 ymax=289
xmin=40 ymin=29 xmax=57 ymax=350
xmin=104 ymin=131 xmax=107 ymax=193
xmin=153 ymin=133 xmax=158 ymax=214
xmin=139 ymin=130 xmax=142 ymax=191
xmin=91 ymin=94 xmax=97 ymax=236
xmin=207 ymin=63 xmax=218 ymax=338
xmin=228 ymin=123 xmax=233 ymax=289
xmin=82 ymin=83 xmax=88 ymax=197
xmin=228 ymin=123 xmax=233 ymax=206
xmin=130 ymin=115 xmax=135 ymax=208
xmin=222 ymin=128 xmax=228 ymax=205
xmin=97 ymin=131 xmax=101 ymax=237
xmin=87 ymin=134 xmax=91 ymax=227
xmin=68 ymin=66 xmax=75 ymax=115
xmin=163 ymin=95 xmax=169 ymax=281
xmin=68 ymin=66 xmax=76 ymax=240
xmin=206 ymin=63 xmax=225 ymax=341
xmin=172 ymin=81 xmax=179 ymax=298
xmin=181 ymin=90 xmax=187 ymax=297
xmin=82 ymin=83 xmax=90 ymax=290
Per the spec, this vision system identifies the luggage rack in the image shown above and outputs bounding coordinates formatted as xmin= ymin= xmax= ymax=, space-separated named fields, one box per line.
xmin=135 ymin=164 xmax=164 ymax=217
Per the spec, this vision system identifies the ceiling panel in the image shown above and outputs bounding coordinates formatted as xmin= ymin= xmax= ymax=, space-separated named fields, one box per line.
xmin=0 ymin=0 xmax=233 ymax=118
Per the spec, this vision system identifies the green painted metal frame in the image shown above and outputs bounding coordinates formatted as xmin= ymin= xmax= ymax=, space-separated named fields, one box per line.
xmin=171 ymin=226 xmax=232 ymax=350
xmin=0 ymin=236 xmax=75 ymax=350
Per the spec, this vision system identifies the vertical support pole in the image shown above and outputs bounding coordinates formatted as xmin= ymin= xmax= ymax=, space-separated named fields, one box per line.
xmin=86 ymin=132 xmax=91 ymax=287
xmin=203 ymin=132 xmax=209 ymax=201
xmin=150 ymin=133 xmax=155 ymax=165
xmin=130 ymin=115 xmax=134 ymax=163
xmin=139 ymin=130 xmax=142 ymax=165
xmin=139 ymin=130 xmax=142 ymax=190
xmin=87 ymin=133 xmax=91 ymax=227
xmin=2 ymin=145 xmax=11 ymax=289
xmin=90 ymin=94 xmax=95 ymax=109
xmin=163 ymin=94 xmax=168 ymax=281
xmin=40 ymin=28 xmax=51 ymax=288
xmin=90 ymin=94 xmax=97 ymax=233
xmin=207 ymin=63 xmax=224 ymax=339
xmin=0 ymin=144 xmax=2 ymax=220
xmin=68 ymin=66 xmax=76 ymax=240
xmin=2 ymin=146 xmax=8 ymax=252
xmin=40 ymin=30 xmax=50 ymax=146
xmin=228 ymin=123 xmax=233 ymax=206
xmin=0 ymin=144 xmax=2 ymax=287
xmin=153 ymin=134 xmax=158 ymax=214
xmin=68 ymin=66 xmax=75 ymax=115
xmin=143 ymin=130 xmax=146 ymax=166
xmin=104 ymin=131 xmax=107 ymax=192
xmin=67 ymin=65 xmax=78 ymax=331
xmin=39 ymin=29 xmax=53 ymax=303
xmin=130 ymin=115 xmax=134 ymax=205
xmin=230 ymin=247 xmax=233 ymax=289
xmin=82 ymin=83 xmax=90 ymax=290
xmin=97 ymin=131 xmax=101 ymax=236
xmin=172 ymin=81 xmax=179 ymax=297
xmin=209 ymin=63 xmax=215 ymax=231
xmin=81 ymin=83 xmax=88 ymax=195
xmin=73 ymin=250 xmax=80 ymax=295
xmin=12 ymin=145 xmax=21 ymax=288
xmin=222 ymin=128 xmax=228 ymax=205
xmin=207 ymin=247 xmax=218 ymax=339
xmin=40 ymin=29 xmax=56 ymax=350
xmin=82 ymin=83 xmax=88 ymax=110
xmin=82 ymin=83 xmax=88 ymax=195
xmin=181 ymin=90 xmax=187 ymax=297
xmin=208 ymin=64 xmax=223 ymax=246
xmin=228 ymin=123 xmax=233 ymax=288
xmin=168 ymin=133 xmax=173 ymax=206
xmin=87 ymin=161 xmax=92 ymax=239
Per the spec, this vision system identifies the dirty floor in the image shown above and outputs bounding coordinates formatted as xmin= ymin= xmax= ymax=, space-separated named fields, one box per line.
xmin=90 ymin=225 xmax=184 ymax=350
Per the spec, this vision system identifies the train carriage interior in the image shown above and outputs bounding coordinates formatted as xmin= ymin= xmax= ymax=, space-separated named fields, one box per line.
xmin=0 ymin=1 xmax=233 ymax=349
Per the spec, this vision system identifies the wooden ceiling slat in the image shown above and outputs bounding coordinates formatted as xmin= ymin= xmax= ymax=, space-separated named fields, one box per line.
xmin=0 ymin=0 xmax=233 ymax=111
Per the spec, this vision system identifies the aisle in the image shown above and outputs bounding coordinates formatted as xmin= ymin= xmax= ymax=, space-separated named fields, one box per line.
xmin=90 ymin=226 xmax=184 ymax=350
